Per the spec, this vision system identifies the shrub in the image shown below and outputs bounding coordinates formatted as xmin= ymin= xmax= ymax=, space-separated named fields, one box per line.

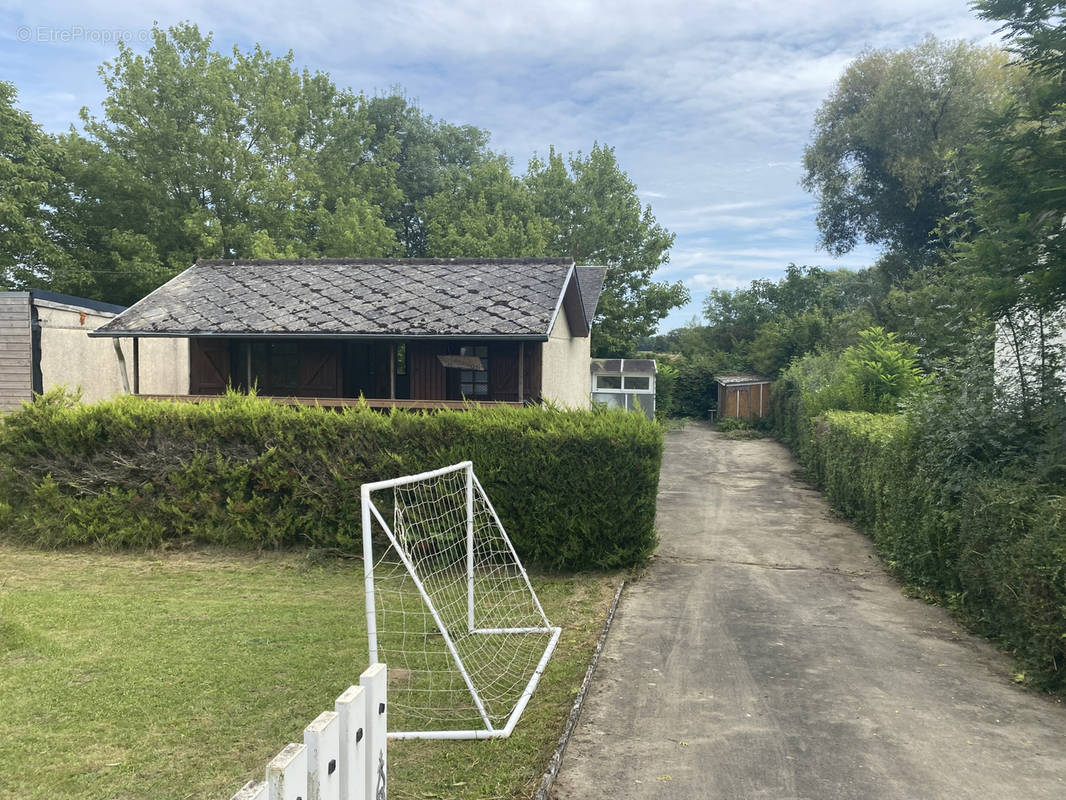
xmin=772 ymin=386 xmax=1066 ymax=690
xmin=654 ymin=359 xmax=679 ymax=420
xmin=0 ymin=391 xmax=663 ymax=571
xmin=836 ymin=327 xmax=927 ymax=412
xmin=673 ymin=359 xmax=718 ymax=418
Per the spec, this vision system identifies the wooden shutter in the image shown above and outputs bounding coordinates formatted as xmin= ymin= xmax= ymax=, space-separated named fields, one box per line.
xmin=299 ymin=343 xmax=341 ymax=397
xmin=192 ymin=340 xmax=230 ymax=394
xmin=408 ymin=342 xmax=447 ymax=400
xmin=489 ymin=343 xmax=519 ymax=402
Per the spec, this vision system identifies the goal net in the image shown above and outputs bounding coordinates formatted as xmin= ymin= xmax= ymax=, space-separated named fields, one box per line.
xmin=360 ymin=461 xmax=561 ymax=740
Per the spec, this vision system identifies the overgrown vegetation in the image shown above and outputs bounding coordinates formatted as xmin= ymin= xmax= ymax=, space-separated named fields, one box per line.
xmin=0 ymin=392 xmax=662 ymax=571
xmin=713 ymin=416 xmax=770 ymax=439
xmin=773 ymin=354 xmax=1066 ymax=690
xmin=0 ymin=545 xmax=618 ymax=799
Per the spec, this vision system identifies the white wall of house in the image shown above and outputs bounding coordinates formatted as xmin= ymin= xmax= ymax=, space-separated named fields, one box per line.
xmin=540 ymin=310 xmax=591 ymax=409
xmin=36 ymin=300 xmax=189 ymax=402
xmin=994 ymin=306 xmax=1066 ymax=399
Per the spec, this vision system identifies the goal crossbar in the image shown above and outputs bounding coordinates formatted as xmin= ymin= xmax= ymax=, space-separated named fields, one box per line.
xmin=360 ymin=461 xmax=561 ymax=740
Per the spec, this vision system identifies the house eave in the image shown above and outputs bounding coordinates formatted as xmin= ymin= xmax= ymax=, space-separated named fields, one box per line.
xmin=89 ymin=330 xmax=550 ymax=342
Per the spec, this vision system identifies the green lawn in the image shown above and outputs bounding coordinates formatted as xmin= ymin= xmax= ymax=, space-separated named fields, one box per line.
xmin=0 ymin=545 xmax=619 ymax=799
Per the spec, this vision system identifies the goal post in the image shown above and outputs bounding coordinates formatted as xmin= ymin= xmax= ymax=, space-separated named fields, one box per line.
xmin=360 ymin=461 xmax=561 ymax=740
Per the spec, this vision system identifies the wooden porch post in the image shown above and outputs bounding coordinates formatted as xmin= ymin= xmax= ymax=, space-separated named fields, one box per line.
xmin=389 ymin=342 xmax=396 ymax=400
xmin=245 ymin=342 xmax=253 ymax=392
xmin=132 ymin=337 xmax=140 ymax=395
xmin=518 ymin=342 xmax=524 ymax=403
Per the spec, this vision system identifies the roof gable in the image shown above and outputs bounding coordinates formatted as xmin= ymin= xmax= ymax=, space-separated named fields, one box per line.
xmin=575 ymin=266 xmax=606 ymax=321
xmin=93 ymin=258 xmax=577 ymax=339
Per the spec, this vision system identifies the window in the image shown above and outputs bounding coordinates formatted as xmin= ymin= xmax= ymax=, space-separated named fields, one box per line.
xmin=459 ymin=345 xmax=489 ymax=399
xmin=596 ymin=375 xmax=622 ymax=390
xmin=623 ymin=375 xmax=650 ymax=391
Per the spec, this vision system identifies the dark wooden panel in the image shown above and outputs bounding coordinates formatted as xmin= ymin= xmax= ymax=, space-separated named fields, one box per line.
xmin=299 ymin=342 xmax=341 ymax=397
xmin=489 ymin=343 xmax=520 ymax=402
xmin=409 ymin=342 xmax=447 ymax=401
xmin=191 ymin=339 xmax=230 ymax=394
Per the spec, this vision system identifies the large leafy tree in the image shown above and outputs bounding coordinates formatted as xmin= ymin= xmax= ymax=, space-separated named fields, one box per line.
xmin=422 ymin=157 xmax=552 ymax=257
xmin=59 ymin=23 xmax=401 ymax=303
xmin=0 ymin=82 xmax=77 ymax=291
xmin=364 ymin=94 xmax=494 ymax=256
xmin=959 ymin=1 xmax=1066 ymax=312
xmin=803 ymin=38 xmax=1015 ymax=280
xmin=526 ymin=145 xmax=687 ymax=356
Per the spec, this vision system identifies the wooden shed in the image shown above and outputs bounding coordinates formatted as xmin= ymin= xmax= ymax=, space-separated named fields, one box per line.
xmin=716 ymin=374 xmax=771 ymax=420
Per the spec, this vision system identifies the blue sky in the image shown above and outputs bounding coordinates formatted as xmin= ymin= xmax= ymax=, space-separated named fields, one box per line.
xmin=0 ymin=1 xmax=1001 ymax=332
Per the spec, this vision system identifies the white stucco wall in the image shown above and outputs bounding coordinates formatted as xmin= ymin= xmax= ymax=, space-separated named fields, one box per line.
xmin=37 ymin=301 xmax=189 ymax=402
xmin=994 ymin=306 xmax=1066 ymax=399
xmin=540 ymin=310 xmax=592 ymax=409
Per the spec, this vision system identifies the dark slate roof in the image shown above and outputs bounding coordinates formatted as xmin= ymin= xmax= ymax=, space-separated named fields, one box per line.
xmin=716 ymin=373 xmax=771 ymax=386
xmin=93 ymin=258 xmax=579 ymax=339
xmin=590 ymin=358 xmax=657 ymax=375
xmin=576 ymin=266 xmax=607 ymax=321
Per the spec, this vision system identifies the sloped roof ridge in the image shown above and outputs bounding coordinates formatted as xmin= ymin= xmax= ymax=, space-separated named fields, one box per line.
xmin=194 ymin=256 xmax=575 ymax=267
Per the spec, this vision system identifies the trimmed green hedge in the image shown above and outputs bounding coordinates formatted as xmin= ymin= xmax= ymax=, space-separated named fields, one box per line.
xmin=775 ymin=399 xmax=1066 ymax=690
xmin=0 ymin=392 xmax=663 ymax=571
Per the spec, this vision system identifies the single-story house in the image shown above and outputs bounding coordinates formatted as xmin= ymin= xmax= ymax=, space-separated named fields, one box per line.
xmin=590 ymin=358 xmax=657 ymax=419
xmin=716 ymin=374 xmax=771 ymax=420
xmin=91 ymin=257 xmax=606 ymax=409
xmin=0 ymin=289 xmax=187 ymax=412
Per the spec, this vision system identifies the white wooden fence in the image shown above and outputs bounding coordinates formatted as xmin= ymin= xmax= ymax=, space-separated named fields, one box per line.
xmin=230 ymin=664 xmax=387 ymax=800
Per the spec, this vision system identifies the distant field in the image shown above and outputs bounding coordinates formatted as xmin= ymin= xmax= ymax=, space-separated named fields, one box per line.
xmin=0 ymin=545 xmax=618 ymax=799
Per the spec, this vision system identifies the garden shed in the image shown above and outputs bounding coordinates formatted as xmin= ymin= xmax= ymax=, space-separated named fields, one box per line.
xmin=0 ymin=290 xmax=186 ymax=412
xmin=590 ymin=358 xmax=657 ymax=419
xmin=716 ymin=374 xmax=771 ymax=420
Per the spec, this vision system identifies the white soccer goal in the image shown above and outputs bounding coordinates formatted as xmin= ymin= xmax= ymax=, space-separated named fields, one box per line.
xmin=360 ymin=461 xmax=561 ymax=740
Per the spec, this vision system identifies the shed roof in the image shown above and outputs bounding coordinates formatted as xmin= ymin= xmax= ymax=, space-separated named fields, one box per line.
xmin=591 ymin=358 xmax=657 ymax=375
xmin=92 ymin=257 xmax=586 ymax=340
xmin=716 ymin=373 xmax=771 ymax=386
xmin=30 ymin=290 xmax=126 ymax=316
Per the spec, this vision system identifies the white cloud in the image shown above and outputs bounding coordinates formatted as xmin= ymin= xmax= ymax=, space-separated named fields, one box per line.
xmin=1 ymin=0 xmax=996 ymax=333
xmin=689 ymin=273 xmax=747 ymax=292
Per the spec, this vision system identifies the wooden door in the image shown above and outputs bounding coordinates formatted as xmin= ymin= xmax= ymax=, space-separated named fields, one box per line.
xmin=299 ymin=343 xmax=341 ymax=397
xmin=192 ymin=339 xmax=230 ymax=394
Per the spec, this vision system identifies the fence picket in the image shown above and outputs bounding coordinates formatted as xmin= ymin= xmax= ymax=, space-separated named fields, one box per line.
xmin=230 ymin=780 xmax=267 ymax=800
xmin=231 ymin=665 xmax=386 ymax=800
xmin=267 ymin=742 xmax=307 ymax=800
xmin=360 ymin=664 xmax=387 ymax=800
xmin=334 ymin=685 xmax=366 ymax=800
xmin=304 ymin=710 xmax=340 ymax=800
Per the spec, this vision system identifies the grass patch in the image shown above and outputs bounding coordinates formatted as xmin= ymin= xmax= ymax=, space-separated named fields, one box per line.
xmin=0 ymin=544 xmax=619 ymax=799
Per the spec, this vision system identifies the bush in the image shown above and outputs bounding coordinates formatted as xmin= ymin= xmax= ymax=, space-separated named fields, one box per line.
xmin=673 ymin=359 xmax=718 ymax=418
xmin=654 ymin=359 xmax=679 ymax=420
xmin=0 ymin=391 xmax=663 ymax=571
xmin=772 ymin=383 xmax=1066 ymax=690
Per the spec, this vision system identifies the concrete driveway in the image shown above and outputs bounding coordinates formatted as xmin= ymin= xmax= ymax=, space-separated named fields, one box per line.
xmin=552 ymin=423 xmax=1066 ymax=799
